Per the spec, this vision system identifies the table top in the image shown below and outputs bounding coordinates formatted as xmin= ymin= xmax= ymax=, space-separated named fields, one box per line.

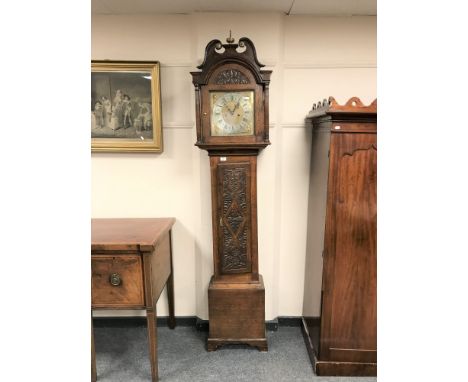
xmin=91 ymin=218 xmax=176 ymax=252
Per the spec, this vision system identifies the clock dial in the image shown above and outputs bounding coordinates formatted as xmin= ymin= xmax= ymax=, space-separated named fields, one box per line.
xmin=210 ymin=91 xmax=254 ymax=136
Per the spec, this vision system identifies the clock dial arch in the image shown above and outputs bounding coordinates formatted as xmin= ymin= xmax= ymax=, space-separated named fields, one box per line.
xmin=210 ymin=90 xmax=255 ymax=136
xmin=195 ymin=61 xmax=269 ymax=150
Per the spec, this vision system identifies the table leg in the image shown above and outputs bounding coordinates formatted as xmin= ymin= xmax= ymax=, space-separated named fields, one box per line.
xmin=91 ymin=316 xmax=97 ymax=382
xmin=147 ymin=308 xmax=158 ymax=382
xmin=167 ymin=230 xmax=176 ymax=329
xmin=167 ymin=274 xmax=176 ymax=329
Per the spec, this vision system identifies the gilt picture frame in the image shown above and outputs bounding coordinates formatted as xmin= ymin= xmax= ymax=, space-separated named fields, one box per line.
xmin=91 ymin=61 xmax=163 ymax=152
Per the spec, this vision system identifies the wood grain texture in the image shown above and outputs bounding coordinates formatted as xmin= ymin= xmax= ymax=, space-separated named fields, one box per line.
xmin=207 ymin=338 xmax=268 ymax=352
xmin=91 ymin=255 xmax=144 ymax=308
xmin=210 ymin=156 xmax=259 ymax=282
xmin=303 ymin=97 xmax=377 ymax=376
xmin=146 ymin=309 xmax=158 ymax=382
xmin=91 ymin=218 xmax=175 ymax=252
xmin=324 ymin=133 xmax=377 ymax=360
xmin=217 ymin=162 xmax=251 ymax=274
xmin=192 ymin=37 xmax=269 ymax=351
xmin=149 ymin=233 xmax=172 ymax=303
xmin=166 ymin=230 xmax=176 ymax=329
xmin=207 ymin=275 xmax=267 ymax=351
xmin=307 ymin=97 xmax=377 ymax=119
xmin=191 ymin=38 xmax=271 ymax=153
xmin=316 ymin=361 xmax=376 ymax=376
xmin=301 ymin=317 xmax=375 ymax=376
xmin=91 ymin=218 xmax=176 ymax=381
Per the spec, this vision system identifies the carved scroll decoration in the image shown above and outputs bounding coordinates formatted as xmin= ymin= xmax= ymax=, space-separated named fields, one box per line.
xmin=220 ymin=167 xmax=249 ymax=273
xmin=215 ymin=69 xmax=250 ymax=85
xmin=308 ymin=97 xmax=377 ymax=118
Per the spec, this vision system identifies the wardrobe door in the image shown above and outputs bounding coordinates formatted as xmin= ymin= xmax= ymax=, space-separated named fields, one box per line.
xmin=321 ymin=132 xmax=377 ymax=363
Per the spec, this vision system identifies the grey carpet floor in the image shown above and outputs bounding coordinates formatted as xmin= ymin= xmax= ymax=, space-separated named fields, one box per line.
xmin=94 ymin=325 xmax=377 ymax=382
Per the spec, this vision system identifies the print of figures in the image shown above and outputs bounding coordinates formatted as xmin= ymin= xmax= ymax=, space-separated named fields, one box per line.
xmin=91 ymin=71 xmax=154 ymax=139
xmin=110 ymin=89 xmax=124 ymax=130
xmin=135 ymin=102 xmax=153 ymax=133
xmin=94 ymin=101 xmax=104 ymax=128
xmin=93 ymin=89 xmax=153 ymax=132
xmin=101 ymin=96 xmax=112 ymax=128
xmin=123 ymin=95 xmax=132 ymax=128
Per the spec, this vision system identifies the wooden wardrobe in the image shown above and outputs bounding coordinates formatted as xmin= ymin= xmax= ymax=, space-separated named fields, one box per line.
xmin=302 ymin=97 xmax=377 ymax=376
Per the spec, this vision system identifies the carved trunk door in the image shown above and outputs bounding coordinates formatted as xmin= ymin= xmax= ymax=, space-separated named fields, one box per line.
xmin=322 ymin=132 xmax=377 ymax=362
xmin=216 ymin=161 xmax=252 ymax=274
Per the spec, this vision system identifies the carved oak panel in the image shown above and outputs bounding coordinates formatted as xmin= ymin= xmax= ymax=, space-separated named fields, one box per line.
xmin=217 ymin=162 xmax=251 ymax=274
xmin=215 ymin=69 xmax=250 ymax=85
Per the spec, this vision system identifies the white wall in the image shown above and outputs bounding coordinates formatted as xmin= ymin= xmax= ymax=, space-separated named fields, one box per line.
xmin=91 ymin=13 xmax=376 ymax=319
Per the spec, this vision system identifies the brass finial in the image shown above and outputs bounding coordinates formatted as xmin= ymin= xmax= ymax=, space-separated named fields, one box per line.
xmin=226 ymin=30 xmax=235 ymax=44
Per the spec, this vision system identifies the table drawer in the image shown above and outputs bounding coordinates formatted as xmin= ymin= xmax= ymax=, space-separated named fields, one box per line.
xmin=92 ymin=255 xmax=145 ymax=308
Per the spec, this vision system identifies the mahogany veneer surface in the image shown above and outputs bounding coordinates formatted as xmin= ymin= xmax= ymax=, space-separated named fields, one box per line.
xmin=91 ymin=217 xmax=176 ymax=382
xmin=91 ymin=218 xmax=175 ymax=252
xmin=303 ymin=97 xmax=377 ymax=376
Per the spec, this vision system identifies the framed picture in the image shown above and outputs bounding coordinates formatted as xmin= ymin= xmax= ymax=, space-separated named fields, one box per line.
xmin=91 ymin=61 xmax=163 ymax=152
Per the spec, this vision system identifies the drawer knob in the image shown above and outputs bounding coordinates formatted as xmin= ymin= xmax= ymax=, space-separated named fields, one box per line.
xmin=109 ymin=273 xmax=122 ymax=286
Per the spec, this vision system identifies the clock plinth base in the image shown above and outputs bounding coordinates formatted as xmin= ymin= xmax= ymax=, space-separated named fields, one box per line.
xmin=207 ymin=338 xmax=268 ymax=352
xmin=207 ymin=275 xmax=267 ymax=352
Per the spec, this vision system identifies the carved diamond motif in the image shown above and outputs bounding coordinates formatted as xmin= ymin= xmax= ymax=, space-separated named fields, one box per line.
xmin=220 ymin=166 xmax=249 ymax=273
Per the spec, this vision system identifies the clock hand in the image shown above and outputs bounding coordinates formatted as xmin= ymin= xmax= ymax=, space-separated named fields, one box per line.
xmin=229 ymin=100 xmax=240 ymax=115
xmin=234 ymin=100 xmax=240 ymax=112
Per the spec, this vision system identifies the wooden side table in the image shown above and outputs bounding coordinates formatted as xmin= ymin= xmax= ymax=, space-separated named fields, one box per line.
xmin=91 ymin=218 xmax=176 ymax=382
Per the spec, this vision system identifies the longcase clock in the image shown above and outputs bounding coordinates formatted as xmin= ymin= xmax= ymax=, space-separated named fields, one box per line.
xmin=191 ymin=35 xmax=271 ymax=351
